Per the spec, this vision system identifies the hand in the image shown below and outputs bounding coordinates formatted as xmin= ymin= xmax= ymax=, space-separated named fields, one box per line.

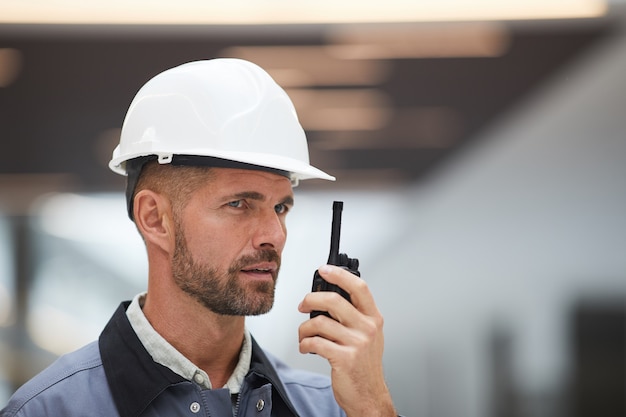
xmin=298 ymin=265 xmax=396 ymax=417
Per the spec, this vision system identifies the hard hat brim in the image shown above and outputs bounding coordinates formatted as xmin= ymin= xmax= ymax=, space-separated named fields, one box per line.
xmin=109 ymin=148 xmax=335 ymax=183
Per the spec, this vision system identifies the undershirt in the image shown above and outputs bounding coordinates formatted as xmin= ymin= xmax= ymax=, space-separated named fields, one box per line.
xmin=125 ymin=292 xmax=252 ymax=394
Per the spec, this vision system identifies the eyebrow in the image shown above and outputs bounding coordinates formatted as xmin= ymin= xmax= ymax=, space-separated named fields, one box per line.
xmin=232 ymin=191 xmax=295 ymax=207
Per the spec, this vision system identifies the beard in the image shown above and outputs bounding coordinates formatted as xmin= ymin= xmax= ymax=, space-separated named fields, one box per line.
xmin=171 ymin=224 xmax=280 ymax=316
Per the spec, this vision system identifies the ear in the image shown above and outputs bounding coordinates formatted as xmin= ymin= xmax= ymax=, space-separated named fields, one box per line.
xmin=133 ymin=189 xmax=175 ymax=255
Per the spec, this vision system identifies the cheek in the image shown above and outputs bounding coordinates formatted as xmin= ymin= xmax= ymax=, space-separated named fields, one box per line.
xmin=184 ymin=217 xmax=251 ymax=261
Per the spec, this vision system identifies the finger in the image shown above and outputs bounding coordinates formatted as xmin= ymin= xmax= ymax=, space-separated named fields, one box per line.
xmin=299 ymin=333 xmax=346 ymax=357
xmin=316 ymin=265 xmax=381 ymax=316
xmin=299 ymin=320 xmax=362 ymax=359
xmin=298 ymin=312 xmax=364 ymax=345
xmin=298 ymin=291 xmax=354 ymax=323
xmin=298 ymin=314 xmax=341 ymax=344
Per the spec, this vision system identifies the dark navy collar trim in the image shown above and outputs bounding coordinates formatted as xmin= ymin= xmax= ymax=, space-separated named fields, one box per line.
xmin=99 ymin=302 xmax=185 ymax=417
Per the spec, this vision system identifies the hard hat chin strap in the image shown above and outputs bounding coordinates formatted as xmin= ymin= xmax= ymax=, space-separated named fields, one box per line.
xmin=125 ymin=154 xmax=291 ymax=221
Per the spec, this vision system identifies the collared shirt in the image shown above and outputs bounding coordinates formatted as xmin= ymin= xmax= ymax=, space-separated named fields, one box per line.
xmin=1 ymin=301 xmax=345 ymax=417
xmin=126 ymin=292 xmax=252 ymax=394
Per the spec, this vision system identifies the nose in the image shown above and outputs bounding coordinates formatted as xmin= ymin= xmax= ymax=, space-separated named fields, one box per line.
xmin=252 ymin=208 xmax=287 ymax=251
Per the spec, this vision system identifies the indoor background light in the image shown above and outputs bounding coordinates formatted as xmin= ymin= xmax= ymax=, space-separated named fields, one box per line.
xmin=0 ymin=0 xmax=607 ymax=25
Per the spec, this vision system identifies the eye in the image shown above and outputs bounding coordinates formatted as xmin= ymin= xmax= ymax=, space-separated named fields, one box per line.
xmin=227 ymin=200 xmax=245 ymax=209
xmin=274 ymin=203 xmax=290 ymax=215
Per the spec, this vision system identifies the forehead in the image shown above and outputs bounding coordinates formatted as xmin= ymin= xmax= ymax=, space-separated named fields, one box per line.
xmin=204 ymin=167 xmax=294 ymax=195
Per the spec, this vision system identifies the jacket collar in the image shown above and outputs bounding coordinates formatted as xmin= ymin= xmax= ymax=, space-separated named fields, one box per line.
xmin=248 ymin=337 xmax=299 ymax=416
xmin=99 ymin=301 xmax=298 ymax=417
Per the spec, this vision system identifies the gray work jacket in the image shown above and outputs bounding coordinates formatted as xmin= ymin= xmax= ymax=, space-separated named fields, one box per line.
xmin=1 ymin=302 xmax=345 ymax=417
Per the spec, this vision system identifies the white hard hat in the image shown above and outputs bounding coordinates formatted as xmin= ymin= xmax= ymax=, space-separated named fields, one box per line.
xmin=109 ymin=58 xmax=335 ymax=184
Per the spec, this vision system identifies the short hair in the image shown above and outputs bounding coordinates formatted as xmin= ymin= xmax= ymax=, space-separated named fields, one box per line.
xmin=132 ymin=160 xmax=214 ymax=221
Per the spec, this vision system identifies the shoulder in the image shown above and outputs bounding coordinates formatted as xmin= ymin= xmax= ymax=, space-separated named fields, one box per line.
xmin=1 ymin=342 xmax=117 ymax=417
xmin=269 ymin=353 xmax=332 ymax=389
xmin=264 ymin=352 xmax=345 ymax=417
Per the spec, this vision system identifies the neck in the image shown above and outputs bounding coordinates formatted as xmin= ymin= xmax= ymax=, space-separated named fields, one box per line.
xmin=142 ymin=283 xmax=246 ymax=389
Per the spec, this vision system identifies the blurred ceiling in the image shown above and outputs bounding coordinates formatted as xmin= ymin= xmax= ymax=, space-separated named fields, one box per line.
xmin=0 ymin=14 xmax=616 ymax=193
xmin=0 ymin=1 xmax=610 ymax=24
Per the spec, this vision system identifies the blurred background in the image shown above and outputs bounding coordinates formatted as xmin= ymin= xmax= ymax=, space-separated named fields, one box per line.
xmin=1 ymin=1 xmax=625 ymax=415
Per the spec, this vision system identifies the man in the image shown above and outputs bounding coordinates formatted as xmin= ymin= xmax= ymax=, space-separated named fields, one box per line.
xmin=2 ymin=59 xmax=397 ymax=416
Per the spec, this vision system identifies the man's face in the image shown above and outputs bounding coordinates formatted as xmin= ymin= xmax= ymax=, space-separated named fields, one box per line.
xmin=171 ymin=168 xmax=294 ymax=316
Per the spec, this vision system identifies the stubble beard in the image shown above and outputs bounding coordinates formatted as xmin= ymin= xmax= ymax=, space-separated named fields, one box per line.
xmin=171 ymin=225 xmax=280 ymax=316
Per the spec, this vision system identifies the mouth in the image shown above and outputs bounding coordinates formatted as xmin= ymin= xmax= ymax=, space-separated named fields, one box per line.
xmin=240 ymin=263 xmax=277 ymax=279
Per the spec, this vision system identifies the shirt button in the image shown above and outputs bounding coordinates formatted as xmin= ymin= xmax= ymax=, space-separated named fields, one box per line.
xmin=256 ymin=399 xmax=265 ymax=412
xmin=193 ymin=374 xmax=204 ymax=385
xmin=190 ymin=402 xmax=201 ymax=413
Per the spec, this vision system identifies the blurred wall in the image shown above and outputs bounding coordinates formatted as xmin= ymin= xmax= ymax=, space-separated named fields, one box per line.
xmin=252 ymin=10 xmax=626 ymax=416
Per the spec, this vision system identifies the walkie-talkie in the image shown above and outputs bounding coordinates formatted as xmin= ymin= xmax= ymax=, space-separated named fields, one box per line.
xmin=311 ymin=201 xmax=361 ymax=319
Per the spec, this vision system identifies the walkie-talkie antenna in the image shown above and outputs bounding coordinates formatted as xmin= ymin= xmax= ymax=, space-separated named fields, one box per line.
xmin=327 ymin=201 xmax=343 ymax=265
